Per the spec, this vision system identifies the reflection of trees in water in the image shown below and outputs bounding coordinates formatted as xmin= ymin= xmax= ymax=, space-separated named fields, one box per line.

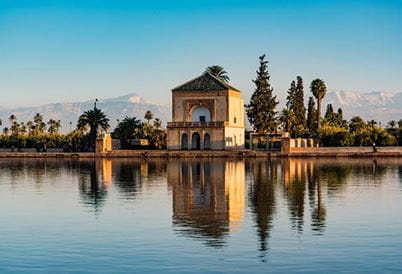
xmin=113 ymin=161 xmax=143 ymax=200
xmin=399 ymin=166 xmax=402 ymax=187
xmin=78 ymin=161 xmax=108 ymax=214
xmin=113 ymin=160 xmax=167 ymax=200
xmin=307 ymin=163 xmax=326 ymax=234
xmin=280 ymin=159 xmax=350 ymax=235
xmin=169 ymin=160 xmax=233 ymax=248
xmin=248 ymin=160 xmax=276 ymax=259
xmin=281 ymin=159 xmax=306 ymax=233
xmin=315 ymin=163 xmax=351 ymax=198
xmin=0 ymin=159 xmax=64 ymax=187
xmin=349 ymin=159 xmax=388 ymax=186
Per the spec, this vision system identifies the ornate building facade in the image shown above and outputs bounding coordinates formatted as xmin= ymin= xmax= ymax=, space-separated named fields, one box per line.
xmin=167 ymin=73 xmax=245 ymax=150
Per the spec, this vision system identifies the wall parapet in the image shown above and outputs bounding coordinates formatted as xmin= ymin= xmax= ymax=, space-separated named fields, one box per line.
xmin=167 ymin=121 xmax=228 ymax=128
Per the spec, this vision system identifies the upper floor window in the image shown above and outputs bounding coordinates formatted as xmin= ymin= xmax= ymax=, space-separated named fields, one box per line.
xmin=191 ymin=106 xmax=211 ymax=122
xmin=234 ymin=117 xmax=237 ymax=123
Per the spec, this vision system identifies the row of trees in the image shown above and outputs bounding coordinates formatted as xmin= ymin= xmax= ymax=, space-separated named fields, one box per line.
xmin=112 ymin=111 xmax=166 ymax=149
xmin=244 ymin=54 xmax=401 ymax=146
xmin=0 ymin=109 xmax=166 ymax=151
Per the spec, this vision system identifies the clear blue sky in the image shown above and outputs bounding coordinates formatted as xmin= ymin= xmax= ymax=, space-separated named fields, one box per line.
xmin=1 ymin=0 xmax=401 ymax=107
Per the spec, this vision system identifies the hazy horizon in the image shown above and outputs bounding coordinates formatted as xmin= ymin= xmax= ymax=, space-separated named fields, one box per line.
xmin=1 ymin=0 xmax=402 ymax=108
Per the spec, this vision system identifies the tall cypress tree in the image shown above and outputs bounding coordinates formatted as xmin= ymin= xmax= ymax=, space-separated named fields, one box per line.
xmin=285 ymin=76 xmax=306 ymax=136
xmin=324 ymin=104 xmax=334 ymax=119
xmin=294 ymin=76 xmax=307 ymax=129
xmin=286 ymin=80 xmax=296 ymax=109
xmin=306 ymin=96 xmax=317 ymax=134
xmin=247 ymin=54 xmax=279 ymax=134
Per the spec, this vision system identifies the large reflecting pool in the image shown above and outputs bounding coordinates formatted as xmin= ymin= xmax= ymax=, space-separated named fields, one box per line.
xmin=1 ymin=158 xmax=402 ymax=273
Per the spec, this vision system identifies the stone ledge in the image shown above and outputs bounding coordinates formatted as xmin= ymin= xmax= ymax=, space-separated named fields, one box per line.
xmin=0 ymin=148 xmax=401 ymax=158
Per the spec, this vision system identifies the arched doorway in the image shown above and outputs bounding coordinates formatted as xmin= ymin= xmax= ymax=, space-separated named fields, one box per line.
xmin=181 ymin=133 xmax=189 ymax=150
xmin=191 ymin=132 xmax=201 ymax=150
xmin=204 ymin=133 xmax=211 ymax=150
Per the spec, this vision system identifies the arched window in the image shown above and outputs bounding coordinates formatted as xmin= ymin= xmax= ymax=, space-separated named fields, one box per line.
xmin=204 ymin=133 xmax=211 ymax=150
xmin=191 ymin=132 xmax=201 ymax=150
xmin=191 ymin=106 xmax=211 ymax=122
xmin=181 ymin=133 xmax=188 ymax=150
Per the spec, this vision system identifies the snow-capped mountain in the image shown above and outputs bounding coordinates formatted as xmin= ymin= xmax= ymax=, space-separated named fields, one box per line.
xmin=0 ymin=93 xmax=170 ymax=132
xmin=324 ymin=90 xmax=402 ymax=123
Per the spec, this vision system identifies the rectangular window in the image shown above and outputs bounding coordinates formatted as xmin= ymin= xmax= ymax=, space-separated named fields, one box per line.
xmin=234 ymin=117 xmax=237 ymax=123
xmin=199 ymin=116 xmax=206 ymax=122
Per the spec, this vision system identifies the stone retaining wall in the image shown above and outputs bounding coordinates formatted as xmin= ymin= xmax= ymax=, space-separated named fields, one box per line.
xmin=288 ymin=146 xmax=402 ymax=156
xmin=0 ymin=147 xmax=402 ymax=158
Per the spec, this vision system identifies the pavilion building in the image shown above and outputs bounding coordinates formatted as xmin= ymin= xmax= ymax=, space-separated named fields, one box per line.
xmin=167 ymin=73 xmax=245 ymax=150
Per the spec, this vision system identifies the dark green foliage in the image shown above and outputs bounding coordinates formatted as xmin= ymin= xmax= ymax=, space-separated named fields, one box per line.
xmin=144 ymin=110 xmax=154 ymax=124
xmin=279 ymin=108 xmax=295 ymax=133
xmin=112 ymin=116 xmax=142 ymax=148
xmin=77 ymin=108 xmax=110 ymax=150
xmin=205 ymin=65 xmax=230 ymax=82
xmin=386 ymin=120 xmax=402 ymax=146
xmin=324 ymin=104 xmax=334 ymax=119
xmin=306 ymin=96 xmax=317 ymax=134
xmin=285 ymin=76 xmax=307 ymax=137
xmin=286 ymin=81 xmax=296 ymax=109
xmin=293 ymin=76 xmax=307 ymax=133
xmin=0 ymin=110 xmax=167 ymax=151
xmin=319 ymin=129 xmax=353 ymax=147
xmin=310 ymin=79 xmax=327 ymax=131
xmin=319 ymin=116 xmax=397 ymax=147
xmin=247 ymin=54 xmax=278 ymax=134
xmin=112 ymin=114 xmax=167 ymax=149
xmin=323 ymin=105 xmax=348 ymax=128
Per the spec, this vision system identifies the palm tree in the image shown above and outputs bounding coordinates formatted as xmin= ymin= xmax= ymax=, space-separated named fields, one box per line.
xmin=387 ymin=120 xmax=396 ymax=129
xmin=153 ymin=118 xmax=162 ymax=129
xmin=33 ymin=113 xmax=43 ymax=125
xmin=77 ymin=108 xmax=110 ymax=149
xmin=33 ymin=113 xmax=46 ymax=134
xmin=112 ymin=116 xmax=141 ymax=148
xmin=19 ymin=122 xmax=27 ymax=135
xmin=26 ymin=121 xmax=34 ymax=134
xmin=144 ymin=110 xmax=153 ymax=125
xmin=10 ymin=121 xmax=19 ymax=136
xmin=310 ymin=79 xmax=327 ymax=130
xmin=279 ymin=108 xmax=295 ymax=133
xmin=47 ymin=119 xmax=61 ymax=134
xmin=8 ymin=114 xmax=16 ymax=124
xmin=205 ymin=65 xmax=230 ymax=82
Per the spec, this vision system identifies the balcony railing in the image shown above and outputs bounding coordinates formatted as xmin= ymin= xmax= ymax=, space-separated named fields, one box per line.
xmin=167 ymin=121 xmax=226 ymax=127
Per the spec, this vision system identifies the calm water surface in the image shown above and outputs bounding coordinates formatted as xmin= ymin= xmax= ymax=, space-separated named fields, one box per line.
xmin=1 ymin=158 xmax=402 ymax=273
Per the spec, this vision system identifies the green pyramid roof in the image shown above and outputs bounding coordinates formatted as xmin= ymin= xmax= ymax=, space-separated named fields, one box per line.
xmin=172 ymin=73 xmax=241 ymax=92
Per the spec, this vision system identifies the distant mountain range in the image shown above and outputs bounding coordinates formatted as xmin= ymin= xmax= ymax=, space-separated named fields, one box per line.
xmin=0 ymin=90 xmax=400 ymax=133
xmin=324 ymin=90 xmax=402 ymax=123
xmin=0 ymin=93 xmax=170 ymax=133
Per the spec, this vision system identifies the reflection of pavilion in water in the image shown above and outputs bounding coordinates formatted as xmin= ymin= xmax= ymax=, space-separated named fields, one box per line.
xmin=79 ymin=159 xmax=112 ymax=213
xmin=168 ymin=160 xmax=245 ymax=247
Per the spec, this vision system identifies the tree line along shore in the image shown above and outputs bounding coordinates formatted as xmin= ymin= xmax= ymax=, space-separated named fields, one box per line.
xmin=1 ymin=55 xmax=401 ymax=152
